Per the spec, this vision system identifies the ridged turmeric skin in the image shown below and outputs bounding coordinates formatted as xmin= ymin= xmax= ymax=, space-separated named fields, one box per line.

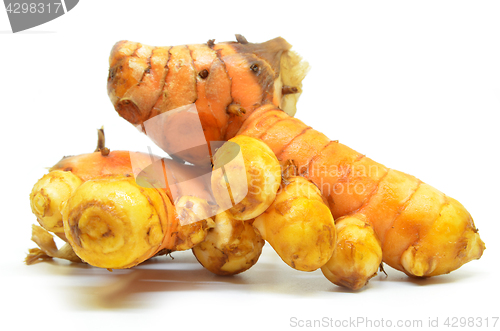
xmin=238 ymin=106 xmax=485 ymax=277
xmin=107 ymin=36 xmax=308 ymax=147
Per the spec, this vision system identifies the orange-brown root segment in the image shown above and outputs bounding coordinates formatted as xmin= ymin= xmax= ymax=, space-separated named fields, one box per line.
xmin=212 ymin=37 xmax=292 ymax=139
xmin=49 ymin=150 xmax=213 ymax=203
xmin=107 ymin=36 xmax=304 ymax=145
xmin=205 ymin=56 xmax=232 ymax=137
xmin=108 ymin=42 xmax=157 ymax=124
xmin=188 ymin=44 xmax=223 ymax=142
xmin=153 ymin=45 xmax=198 ymax=115
xmin=51 ymin=151 xmax=140 ymax=182
xmin=50 ymin=150 xmax=173 ymax=199
xmin=238 ymin=106 xmax=485 ymax=277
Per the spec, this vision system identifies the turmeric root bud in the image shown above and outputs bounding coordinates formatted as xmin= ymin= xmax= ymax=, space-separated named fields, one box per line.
xmin=30 ymin=170 xmax=83 ymax=238
xmin=321 ymin=214 xmax=382 ymax=290
xmin=62 ymin=176 xmax=172 ymax=269
xmin=253 ymin=176 xmax=336 ymax=272
xmin=211 ymin=135 xmax=281 ymax=221
xmin=192 ymin=211 xmax=264 ymax=275
xmin=172 ymin=196 xmax=215 ymax=251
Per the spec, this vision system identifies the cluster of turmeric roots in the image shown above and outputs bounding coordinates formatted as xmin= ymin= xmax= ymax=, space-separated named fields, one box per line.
xmin=27 ymin=35 xmax=485 ymax=290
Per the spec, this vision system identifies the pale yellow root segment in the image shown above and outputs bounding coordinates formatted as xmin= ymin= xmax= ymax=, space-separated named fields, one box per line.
xmin=321 ymin=214 xmax=382 ymax=290
xmin=253 ymin=176 xmax=336 ymax=272
xmin=62 ymin=175 xmax=170 ymax=269
xmin=25 ymin=224 xmax=82 ymax=265
xmin=192 ymin=211 xmax=264 ymax=275
xmin=211 ymin=135 xmax=281 ymax=221
xmin=30 ymin=170 xmax=83 ymax=238
xmin=172 ymin=196 xmax=215 ymax=251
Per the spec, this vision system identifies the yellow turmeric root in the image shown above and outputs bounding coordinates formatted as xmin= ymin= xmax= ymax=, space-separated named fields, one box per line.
xmin=107 ymin=35 xmax=309 ymax=150
xmin=28 ymin=132 xmax=216 ymax=268
xmin=192 ymin=210 xmax=264 ymax=275
xmin=30 ymin=170 xmax=83 ymax=240
xmin=211 ymin=135 xmax=281 ymax=221
xmin=62 ymin=175 xmax=175 ymax=269
xmin=253 ymin=175 xmax=336 ymax=272
xmin=321 ymin=214 xmax=382 ymax=290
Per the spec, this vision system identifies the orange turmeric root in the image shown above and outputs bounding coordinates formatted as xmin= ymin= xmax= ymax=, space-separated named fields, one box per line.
xmin=29 ymin=135 xmax=215 ymax=269
xmin=238 ymin=106 xmax=485 ymax=278
xmin=108 ymin=36 xmax=484 ymax=283
xmin=107 ymin=35 xmax=309 ymax=164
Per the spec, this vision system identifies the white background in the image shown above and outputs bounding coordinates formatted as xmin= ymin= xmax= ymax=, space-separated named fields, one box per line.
xmin=1 ymin=1 xmax=499 ymax=330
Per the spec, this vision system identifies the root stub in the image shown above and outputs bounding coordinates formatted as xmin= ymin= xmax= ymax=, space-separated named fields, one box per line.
xmin=321 ymin=215 xmax=382 ymax=290
xmin=192 ymin=211 xmax=264 ymax=275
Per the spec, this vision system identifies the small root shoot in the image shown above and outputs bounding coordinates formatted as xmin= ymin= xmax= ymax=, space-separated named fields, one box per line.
xmin=95 ymin=127 xmax=110 ymax=156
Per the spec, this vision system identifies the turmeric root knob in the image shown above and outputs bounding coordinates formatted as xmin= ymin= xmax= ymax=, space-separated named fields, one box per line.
xmin=62 ymin=176 xmax=170 ymax=269
xmin=211 ymin=135 xmax=281 ymax=221
xmin=321 ymin=214 xmax=382 ymax=290
xmin=253 ymin=176 xmax=336 ymax=272
xmin=30 ymin=170 xmax=83 ymax=237
xmin=172 ymin=196 xmax=215 ymax=251
xmin=192 ymin=210 xmax=264 ymax=275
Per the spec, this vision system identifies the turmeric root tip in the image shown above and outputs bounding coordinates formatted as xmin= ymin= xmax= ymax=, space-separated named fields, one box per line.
xmin=400 ymin=198 xmax=485 ymax=277
xmin=192 ymin=210 xmax=264 ymax=275
xmin=321 ymin=214 xmax=382 ymax=290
